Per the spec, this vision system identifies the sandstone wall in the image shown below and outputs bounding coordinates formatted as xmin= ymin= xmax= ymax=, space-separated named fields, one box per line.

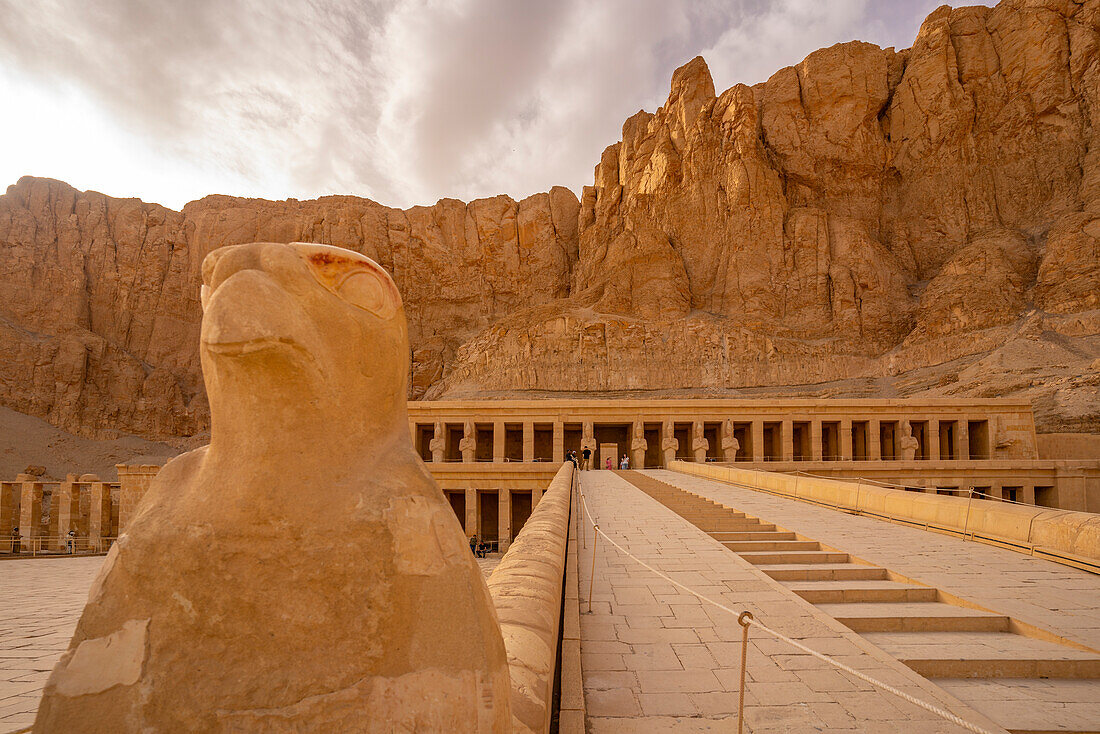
xmin=1 ymin=0 xmax=1098 ymax=440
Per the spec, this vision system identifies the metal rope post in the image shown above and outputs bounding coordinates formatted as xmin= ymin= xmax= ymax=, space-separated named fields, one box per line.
xmin=737 ymin=611 xmax=753 ymax=734
xmin=587 ymin=524 xmax=599 ymax=613
xmin=964 ymin=486 xmax=975 ymax=540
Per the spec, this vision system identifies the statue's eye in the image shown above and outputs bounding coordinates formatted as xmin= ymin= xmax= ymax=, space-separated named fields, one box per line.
xmin=335 ymin=272 xmax=388 ymax=315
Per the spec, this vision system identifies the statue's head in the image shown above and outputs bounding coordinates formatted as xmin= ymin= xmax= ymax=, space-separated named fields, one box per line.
xmin=200 ymin=242 xmax=407 ymax=439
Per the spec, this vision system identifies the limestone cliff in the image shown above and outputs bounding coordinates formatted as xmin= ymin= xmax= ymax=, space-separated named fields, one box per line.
xmin=433 ymin=0 xmax=1100 ymax=433
xmin=0 ymin=0 xmax=1098 ymax=439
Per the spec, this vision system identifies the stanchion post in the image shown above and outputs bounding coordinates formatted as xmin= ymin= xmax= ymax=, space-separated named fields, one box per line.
xmin=964 ymin=487 xmax=975 ymax=540
xmin=587 ymin=524 xmax=599 ymax=613
xmin=737 ymin=611 xmax=753 ymax=734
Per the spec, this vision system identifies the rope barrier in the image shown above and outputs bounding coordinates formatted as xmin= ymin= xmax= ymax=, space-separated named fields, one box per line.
xmin=575 ymin=476 xmax=998 ymax=734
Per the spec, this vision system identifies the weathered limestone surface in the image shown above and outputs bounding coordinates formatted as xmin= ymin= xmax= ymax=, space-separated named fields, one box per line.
xmin=486 ymin=462 xmax=573 ymax=734
xmin=34 ymin=243 xmax=511 ymax=732
xmin=1 ymin=0 xmax=1098 ymax=439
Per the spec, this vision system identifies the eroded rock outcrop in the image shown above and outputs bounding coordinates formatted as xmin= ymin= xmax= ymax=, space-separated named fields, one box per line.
xmin=1 ymin=0 xmax=1098 ymax=437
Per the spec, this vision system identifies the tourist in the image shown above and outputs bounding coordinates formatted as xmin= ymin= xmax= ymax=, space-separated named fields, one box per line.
xmin=9 ymin=527 xmax=19 ymax=554
xmin=567 ymin=450 xmax=577 ymax=467
xmin=581 ymin=447 xmax=591 ymax=471
xmin=66 ymin=530 xmax=77 ymax=554
xmin=605 ymin=457 xmax=612 ymax=470
xmin=620 ymin=455 xmax=629 ymax=470
xmin=469 ymin=535 xmax=478 ymax=556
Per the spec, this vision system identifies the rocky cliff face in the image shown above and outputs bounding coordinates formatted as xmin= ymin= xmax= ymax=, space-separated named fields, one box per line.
xmin=1 ymin=0 xmax=1098 ymax=439
xmin=433 ymin=0 xmax=1100 ymax=432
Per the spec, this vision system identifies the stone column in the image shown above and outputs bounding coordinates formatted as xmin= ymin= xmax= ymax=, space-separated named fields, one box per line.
xmin=0 ymin=482 xmax=19 ymax=550
xmin=460 ymin=422 xmax=476 ymax=463
xmin=56 ymin=475 xmax=82 ymax=551
xmin=523 ymin=421 xmax=534 ymax=463
xmin=781 ymin=420 xmax=794 ymax=462
xmin=498 ymin=489 xmax=511 ymax=552
xmin=116 ymin=464 xmax=162 ymax=535
xmin=660 ymin=422 xmax=677 ymax=467
xmin=89 ymin=482 xmax=113 ymax=550
xmin=868 ymin=419 xmax=881 ymax=461
xmin=493 ymin=421 xmax=505 ymax=463
xmin=431 ymin=423 xmax=445 ymax=463
xmin=692 ymin=421 xmax=708 ymax=463
xmin=552 ymin=422 xmax=564 ymax=463
xmin=928 ymin=419 xmax=940 ymax=461
xmin=811 ymin=420 xmax=823 ymax=461
xmin=464 ymin=488 xmax=478 ymax=538
xmin=631 ymin=422 xmax=647 ymax=469
xmin=959 ymin=421 xmax=970 ymax=461
xmin=840 ymin=419 xmax=853 ymax=461
xmin=19 ymin=477 xmax=42 ymax=547
xmin=1021 ymin=485 xmax=1036 ymax=506
xmin=752 ymin=421 xmax=764 ymax=463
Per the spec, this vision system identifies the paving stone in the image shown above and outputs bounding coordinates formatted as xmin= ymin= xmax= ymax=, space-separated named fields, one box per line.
xmin=577 ymin=472 xmax=1008 ymax=732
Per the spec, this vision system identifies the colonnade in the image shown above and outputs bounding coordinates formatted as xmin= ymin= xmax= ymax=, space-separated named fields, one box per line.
xmin=412 ymin=415 xmax=998 ymax=467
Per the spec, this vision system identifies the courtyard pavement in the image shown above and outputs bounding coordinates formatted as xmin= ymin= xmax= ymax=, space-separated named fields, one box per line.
xmin=0 ymin=555 xmax=102 ymax=733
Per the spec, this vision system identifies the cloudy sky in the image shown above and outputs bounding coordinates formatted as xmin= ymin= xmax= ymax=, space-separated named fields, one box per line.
xmin=0 ymin=0 xmax=987 ymax=211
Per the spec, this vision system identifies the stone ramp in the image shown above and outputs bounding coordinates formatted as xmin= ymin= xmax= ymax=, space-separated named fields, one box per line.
xmin=575 ymin=470 xmax=1005 ymax=732
xmin=630 ymin=470 xmax=1100 ymax=734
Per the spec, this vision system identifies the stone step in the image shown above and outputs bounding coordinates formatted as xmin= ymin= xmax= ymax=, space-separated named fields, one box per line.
xmin=739 ymin=550 xmax=850 ymax=565
xmin=936 ymin=678 xmax=1100 ymax=733
xmin=784 ymin=580 xmax=938 ymax=604
xmin=679 ymin=513 xmax=747 ymax=521
xmin=694 ymin=523 xmax=773 ymax=532
xmin=860 ymin=631 xmax=1100 ymax=679
xmin=817 ymin=602 xmax=1010 ymax=633
xmin=758 ymin=563 xmax=889 ymax=582
xmin=708 ymin=531 xmax=796 ymax=541
xmin=721 ymin=540 xmax=821 ymax=552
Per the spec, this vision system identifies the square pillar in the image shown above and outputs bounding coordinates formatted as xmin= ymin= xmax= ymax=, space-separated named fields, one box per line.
xmin=533 ymin=486 xmax=543 ymax=508
xmin=811 ymin=420 xmax=823 ymax=461
xmin=959 ymin=421 xmax=970 ymax=461
xmin=523 ymin=421 xmax=534 ymax=463
xmin=1 ymin=483 xmax=19 ymax=550
xmin=57 ymin=476 xmax=81 ymax=551
xmin=116 ymin=465 xmax=161 ymax=535
xmin=89 ymin=482 xmax=113 ymax=549
xmin=660 ymin=422 xmax=676 ymax=467
xmin=464 ymin=488 xmax=478 ymax=538
xmin=1021 ymin=486 xmax=1036 ymax=506
xmin=552 ymin=422 xmax=564 ymax=463
xmin=498 ymin=489 xmax=512 ymax=551
xmin=840 ymin=419 xmax=853 ymax=461
xmin=751 ymin=421 xmax=764 ymax=463
xmin=19 ymin=479 xmax=42 ymax=546
xmin=781 ymin=420 xmax=794 ymax=462
xmin=868 ymin=419 xmax=881 ymax=460
xmin=928 ymin=419 xmax=941 ymax=460
xmin=493 ymin=421 xmax=505 ymax=463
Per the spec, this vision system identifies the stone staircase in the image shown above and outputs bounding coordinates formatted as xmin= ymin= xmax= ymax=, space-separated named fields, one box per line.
xmin=619 ymin=471 xmax=1100 ymax=734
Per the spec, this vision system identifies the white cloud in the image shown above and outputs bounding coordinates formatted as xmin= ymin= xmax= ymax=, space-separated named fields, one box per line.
xmin=0 ymin=0 xmax=990 ymax=211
